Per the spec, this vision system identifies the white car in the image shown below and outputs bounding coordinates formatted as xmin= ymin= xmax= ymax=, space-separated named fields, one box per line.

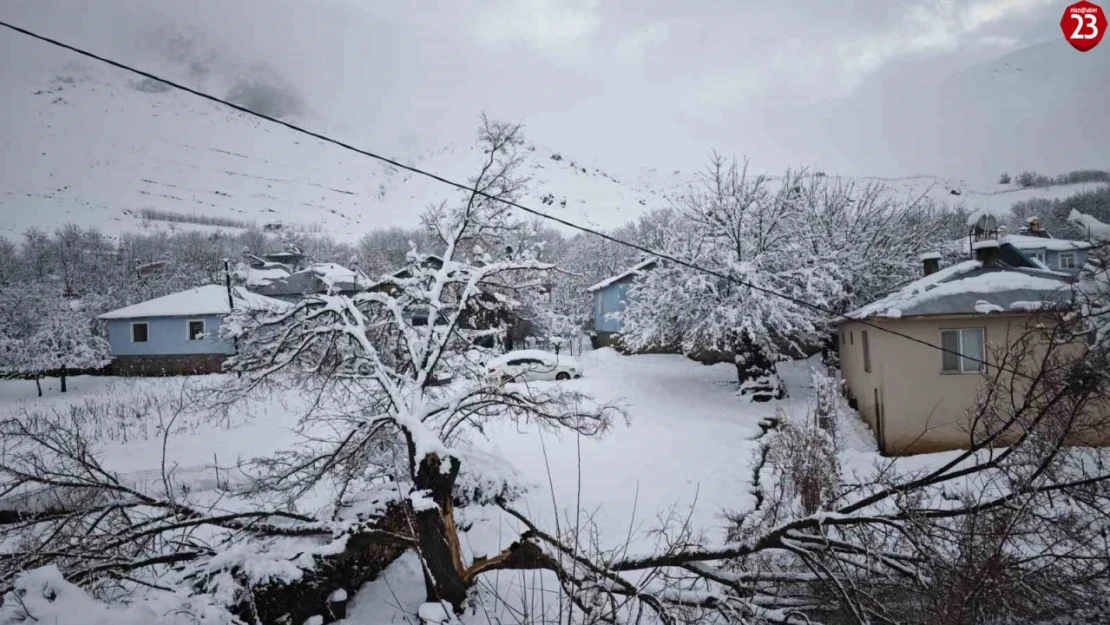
xmin=486 ymin=350 xmax=583 ymax=383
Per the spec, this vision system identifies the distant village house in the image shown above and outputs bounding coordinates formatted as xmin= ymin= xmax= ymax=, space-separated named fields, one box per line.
xmin=98 ymin=285 xmax=287 ymax=375
xmin=586 ymin=259 xmax=656 ymax=348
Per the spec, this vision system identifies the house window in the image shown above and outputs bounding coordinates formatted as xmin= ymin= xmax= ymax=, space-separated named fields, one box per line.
xmin=1059 ymin=252 xmax=1078 ymax=270
xmin=940 ymin=328 xmax=985 ymax=374
xmin=131 ymin=322 xmax=148 ymax=343
xmin=187 ymin=319 xmax=206 ymax=341
xmin=1028 ymin=250 xmax=1045 ymax=265
xmin=861 ymin=330 xmax=872 ymax=373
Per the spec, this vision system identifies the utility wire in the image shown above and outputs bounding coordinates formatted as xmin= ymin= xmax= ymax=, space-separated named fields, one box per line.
xmin=0 ymin=19 xmax=1052 ymax=380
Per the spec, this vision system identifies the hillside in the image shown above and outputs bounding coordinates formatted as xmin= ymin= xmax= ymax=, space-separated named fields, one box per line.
xmin=0 ymin=40 xmax=1105 ymax=243
xmin=0 ymin=47 xmax=699 ymax=242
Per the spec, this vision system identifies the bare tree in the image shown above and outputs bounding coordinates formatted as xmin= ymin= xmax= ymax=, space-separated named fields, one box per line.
xmin=221 ymin=116 xmax=619 ymax=611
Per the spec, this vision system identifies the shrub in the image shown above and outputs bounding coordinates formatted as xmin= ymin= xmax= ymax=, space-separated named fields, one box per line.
xmin=139 ymin=208 xmax=255 ymax=229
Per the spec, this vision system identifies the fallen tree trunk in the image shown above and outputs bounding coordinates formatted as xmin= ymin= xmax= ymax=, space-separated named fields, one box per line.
xmin=232 ymin=504 xmax=413 ymax=625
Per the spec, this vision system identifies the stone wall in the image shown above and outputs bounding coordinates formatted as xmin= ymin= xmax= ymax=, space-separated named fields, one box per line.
xmin=110 ymin=353 xmax=227 ymax=376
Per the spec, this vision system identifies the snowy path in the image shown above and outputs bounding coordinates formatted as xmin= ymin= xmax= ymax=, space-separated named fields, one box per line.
xmin=465 ymin=350 xmax=798 ymax=558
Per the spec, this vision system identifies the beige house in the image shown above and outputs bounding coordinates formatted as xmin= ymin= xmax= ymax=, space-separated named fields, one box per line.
xmin=836 ymin=243 xmax=1082 ymax=455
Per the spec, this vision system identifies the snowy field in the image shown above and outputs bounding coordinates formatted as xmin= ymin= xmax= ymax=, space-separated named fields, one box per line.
xmin=0 ymin=347 xmax=899 ymax=621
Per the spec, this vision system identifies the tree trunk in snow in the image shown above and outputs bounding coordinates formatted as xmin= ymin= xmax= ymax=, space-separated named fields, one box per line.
xmin=60 ymin=370 xmax=67 ymax=394
xmin=232 ymin=505 xmax=412 ymax=625
xmin=412 ymin=452 xmax=468 ymax=611
xmin=34 ymin=376 xmax=42 ymax=397
xmin=735 ymin=333 xmax=784 ymax=402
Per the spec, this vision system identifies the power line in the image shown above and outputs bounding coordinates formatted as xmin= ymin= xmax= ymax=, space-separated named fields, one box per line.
xmin=0 ymin=20 xmax=1043 ymax=380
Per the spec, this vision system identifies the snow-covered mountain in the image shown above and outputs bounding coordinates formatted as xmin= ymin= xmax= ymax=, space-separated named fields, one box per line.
xmin=0 ymin=39 xmax=1105 ymax=243
xmin=0 ymin=52 xmax=697 ymax=242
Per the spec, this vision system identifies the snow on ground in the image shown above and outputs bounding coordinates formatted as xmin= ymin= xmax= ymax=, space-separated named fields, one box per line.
xmin=0 ymin=374 xmax=305 ymax=498
xmin=467 ymin=349 xmax=795 ymax=554
xmin=0 ymin=349 xmax=875 ymax=622
xmin=346 ymin=351 xmax=825 ymax=623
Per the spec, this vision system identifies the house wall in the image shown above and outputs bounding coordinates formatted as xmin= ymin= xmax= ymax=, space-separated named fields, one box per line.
xmin=1018 ymin=247 xmax=1089 ymax=273
xmin=838 ymin=315 xmax=1095 ymax=455
xmin=106 ymin=314 xmax=233 ymax=356
xmin=592 ymin=281 xmax=631 ymax=333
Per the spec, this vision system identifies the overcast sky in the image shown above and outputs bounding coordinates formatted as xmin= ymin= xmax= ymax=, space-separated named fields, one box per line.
xmin=2 ymin=0 xmax=1102 ymax=180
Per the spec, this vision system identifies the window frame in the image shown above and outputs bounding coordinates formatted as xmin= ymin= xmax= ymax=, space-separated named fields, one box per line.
xmin=1028 ymin=250 xmax=1046 ymax=265
xmin=186 ymin=319 xmax=206 ymax=341
xmin=861 ymin=330 xmax=872 ymax=373
xmin=940 ymin=327 xmax=986 ymax=374
xmin=1058 ymin=251 xmax=1078 ymax=270
xmin=130 ymin=321 xmax=149 ymax=343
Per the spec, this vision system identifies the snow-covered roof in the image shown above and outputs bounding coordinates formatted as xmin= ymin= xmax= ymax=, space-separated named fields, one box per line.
xmin=99 ymin=285 xmax=290 ymax=320
xmin=310 ymin=262 xmax=364 ymax=282
xmin=249 ymin=263 xmax=374 ymax=298
xmin=239 ymin=265 xmax=291 ymax=287
xmin=1001 ymin=234 xmax=1092 ymax=251
xmin=586 ymin=259 xmax=658 ymax=292
xmin=843 ymin=261 xmax=1073 ymax=321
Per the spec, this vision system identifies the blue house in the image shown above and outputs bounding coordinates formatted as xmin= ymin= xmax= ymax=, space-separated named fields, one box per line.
xmin=1002 ymin=235 xmax=1092 ymax=276
xmin=586 ymin=259 xmax=656 ymax=347
xmin=98 ymin=285 xmax=287 ymax=375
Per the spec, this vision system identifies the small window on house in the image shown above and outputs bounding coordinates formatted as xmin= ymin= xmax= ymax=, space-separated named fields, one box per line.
xmin=187 ymin=319 xmax=206 ymax=341
xmin=861 ymin=330 xmax=871 ymax=373
xmin=1028 ymin=250 xmax=1046 ymax=265
xmin=1059 ymin=251 xmax=1078 ymax=270
xmin=941 ymin=328 xmax=985 ymax=374
xmin=131 ymin=322 xmax=148 ymax=343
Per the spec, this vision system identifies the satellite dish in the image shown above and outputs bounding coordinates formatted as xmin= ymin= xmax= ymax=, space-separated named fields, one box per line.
xmin=974 ymin=214 xmax=998 ymax=235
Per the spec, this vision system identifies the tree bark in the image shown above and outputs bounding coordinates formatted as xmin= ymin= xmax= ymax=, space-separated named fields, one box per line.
xmin=60 ymin=370 xmax=67 ymax=393
xmin=35 ymin=376 xmax=42 ymax=397
xmin=735 ymin=333 xmax=784 ymax=402
xmin=231 ymin=505 xmax=412 ymax=625
xmin=412 ymin=452 xmax=468 ymax=611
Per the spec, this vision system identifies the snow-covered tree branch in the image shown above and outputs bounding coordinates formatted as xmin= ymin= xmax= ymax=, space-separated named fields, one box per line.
xmin=220 ymin=117 xmax=622 ymax=612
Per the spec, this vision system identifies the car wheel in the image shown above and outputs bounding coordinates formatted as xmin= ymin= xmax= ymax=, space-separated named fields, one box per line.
xmin=555 ymin=372 xmax=571 ymax=381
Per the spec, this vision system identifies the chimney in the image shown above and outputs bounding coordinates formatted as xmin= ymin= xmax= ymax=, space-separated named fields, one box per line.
xmin=972 ymin=240 xmax=1000 ymax=267
xmin=920 ymin=252 xmax=941 ymax=276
